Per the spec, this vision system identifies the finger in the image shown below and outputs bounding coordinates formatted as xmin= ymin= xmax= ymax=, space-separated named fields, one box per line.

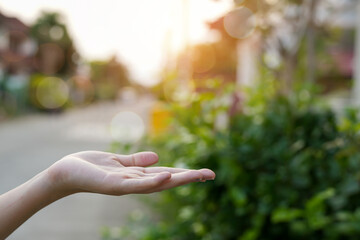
xmin=110 ymin=169 xmax=158 ymax=178
xmin=145 ymin=167 xmax=215 ymax=180
xmin=105 ymin=167 xmax=147 ymax=176
xmin=144 ymin=167 xmax=190 ymax=174
xmin=199 ymin=169 xmax=216 ymax=180
xmin=102 ymin=166 xmax=166 ymax=178
xmin=151 ymin=170 xmax=204 ymax=192
xmin=120 ymin=172 xmax=171 ymax=194
xmin=116 ymin=152 xmax=159 ymax=167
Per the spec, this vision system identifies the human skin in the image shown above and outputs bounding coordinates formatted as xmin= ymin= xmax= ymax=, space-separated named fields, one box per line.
xmin=0 ymin=151 xmax=215 ymax=239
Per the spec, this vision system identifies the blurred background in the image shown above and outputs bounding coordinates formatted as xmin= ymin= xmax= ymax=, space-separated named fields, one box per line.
xmin=1 ymin=0 xmax=360 ymax=239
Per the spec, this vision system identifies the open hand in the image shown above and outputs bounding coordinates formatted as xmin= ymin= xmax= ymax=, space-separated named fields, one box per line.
xmin=47 ymin=151 xmax=215 ymax=196
xmin=0 ymin=151 xmax=215 ymax=239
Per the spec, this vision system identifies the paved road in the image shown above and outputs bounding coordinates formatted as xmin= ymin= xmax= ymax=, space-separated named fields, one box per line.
xmin=0 ymin=96 xmax=155 ymax=240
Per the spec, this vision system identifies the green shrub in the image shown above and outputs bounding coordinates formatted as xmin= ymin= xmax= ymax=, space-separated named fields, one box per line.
xmin=110 ymin=83 xmax=360 ymax=240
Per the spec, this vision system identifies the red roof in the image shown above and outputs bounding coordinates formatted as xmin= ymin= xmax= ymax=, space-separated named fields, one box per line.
xmin=0 ymin=11 xmax=29 ymax=33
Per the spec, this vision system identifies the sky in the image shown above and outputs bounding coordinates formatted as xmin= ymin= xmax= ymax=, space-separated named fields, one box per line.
xmin=0 ymin=0 xmax=233 ymax=86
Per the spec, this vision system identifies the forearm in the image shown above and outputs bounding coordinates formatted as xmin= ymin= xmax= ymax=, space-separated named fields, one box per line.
xmin=0 ymin=170 xmax=66 ymax=239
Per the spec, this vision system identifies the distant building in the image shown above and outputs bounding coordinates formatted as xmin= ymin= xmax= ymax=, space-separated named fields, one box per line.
xmin=0 ymin=11 xmax=37 ymax=76
xmin=0 ymin=11 xmax=37 ymax=113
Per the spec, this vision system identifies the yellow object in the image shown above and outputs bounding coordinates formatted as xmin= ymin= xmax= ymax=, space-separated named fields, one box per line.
xmin=150 ymin=102 xmax=172 ymax=136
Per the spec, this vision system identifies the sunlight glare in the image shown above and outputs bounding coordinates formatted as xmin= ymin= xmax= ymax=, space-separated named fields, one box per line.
xmin=224 ymin=7 xmax=256 ymax=39
xmin=110 ymin=111 xmax=145 ymax=143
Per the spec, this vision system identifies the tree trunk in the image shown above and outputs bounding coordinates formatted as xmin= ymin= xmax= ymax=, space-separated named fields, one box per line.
xmin=306 ymin=0 xmax=319 ymax=83
xmin=353 ymin=1 xmax=360 ymax=105
xmin=281 ymin=52 xmax=297 ymax=95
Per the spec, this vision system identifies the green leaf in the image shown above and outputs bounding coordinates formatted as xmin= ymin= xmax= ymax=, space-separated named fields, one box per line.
xmin=272 ymin=208 xmax=303 ymax=223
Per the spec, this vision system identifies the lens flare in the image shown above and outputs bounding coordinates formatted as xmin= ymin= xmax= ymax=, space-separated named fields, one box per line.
xmin=110 ymin=111 xmax=145 ymax=143
xmin=224 ymin=7 xmax=256 ymax=39
xmin=36 ymin=77 xmax=69 ymax=109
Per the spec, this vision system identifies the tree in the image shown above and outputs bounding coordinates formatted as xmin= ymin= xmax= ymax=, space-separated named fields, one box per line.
xmin=90 ymin=57 xmax=132 ymax=100
xmin=246 ymin=0 xmax=356 ymax=93
xmin=30 ymin=11 xmax=77 ymax=76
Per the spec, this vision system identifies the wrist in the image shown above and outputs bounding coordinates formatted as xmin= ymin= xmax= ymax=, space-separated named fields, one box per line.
xmin=30 ymin=170 xmax=68 ymax=205
xmin=45 ymin=163 xmax=78 ymax=199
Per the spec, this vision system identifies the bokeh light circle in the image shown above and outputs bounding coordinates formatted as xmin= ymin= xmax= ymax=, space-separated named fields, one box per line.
xmin=49 ymin=26 xmax=64 ymax=40
xmin=110 ymin=111 xmax=145 ymax=143
xmin=36 ymin=77 xmax=69 ymax=109
xmin=224 ymin=7 xmax=256 ymax=39
xmin=264 ymin=50 xmax=281 ymax=69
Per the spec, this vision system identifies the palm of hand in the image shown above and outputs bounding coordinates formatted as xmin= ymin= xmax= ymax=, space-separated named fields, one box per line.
xmin=48 ymin=151 xmax=215 ymax=196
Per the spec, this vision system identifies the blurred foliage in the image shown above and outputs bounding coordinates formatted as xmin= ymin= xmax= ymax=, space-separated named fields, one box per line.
xmin=90 ymin=57 xmax=131 ymax=100
xmin=151 ymin=70 xmax=179 ymax=102
xmin=239 ymin=0 xmax=355 ymax=93
xmin=108 ymin=80 xmax=360 ymax=240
